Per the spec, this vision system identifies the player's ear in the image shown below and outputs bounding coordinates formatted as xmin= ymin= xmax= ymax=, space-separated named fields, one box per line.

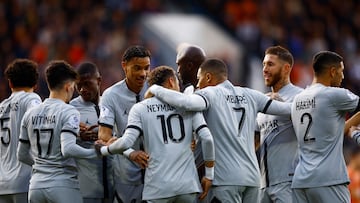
xmin=329 ymin=67 xmax=337 ymax=78
xmin=121 ymin=62 xmax=127 ymax=74
xmin=206 ymin=72 xmax=212 ymax=83
xmin=8 ymin=79 xmax=13 ymax=89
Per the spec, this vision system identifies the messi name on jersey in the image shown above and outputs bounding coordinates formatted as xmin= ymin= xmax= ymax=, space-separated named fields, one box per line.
xmin=147 ymin=103 xmax=175 ymax=112
xmin=295 ymin=97 xmax=316 ymax=111
xmin=32 ymin=115 xmax=56 ymax=125
xmin=225 ymin=94 xmax=248 ymax=104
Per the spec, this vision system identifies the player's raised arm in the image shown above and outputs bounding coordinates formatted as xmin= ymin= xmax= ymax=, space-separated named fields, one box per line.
xmin=149 ymin=84 xmax=207 ymax=111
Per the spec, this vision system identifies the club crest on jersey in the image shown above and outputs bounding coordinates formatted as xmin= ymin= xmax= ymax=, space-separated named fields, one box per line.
xmin=99 ymin=106 xmax=110 ymax=118
xmin=69 ymin=115 xmax=80 ymax=129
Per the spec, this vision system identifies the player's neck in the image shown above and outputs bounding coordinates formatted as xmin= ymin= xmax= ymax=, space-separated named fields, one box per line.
xmin=313 ymin=77 xmax=330 ymax=87
xmin=49 ymin=91 xmax=68 ymax=103
xmin=271 ymin=79 xmax=289 ymax=93
xmin=11 ymin=87 xmax=34 ymax=93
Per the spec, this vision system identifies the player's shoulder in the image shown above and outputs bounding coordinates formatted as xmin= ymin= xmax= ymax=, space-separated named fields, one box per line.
xmin=69 ymin=96 xmax=82 ymax=106
xmin=102 ymin=80 xmax=125 ymax=95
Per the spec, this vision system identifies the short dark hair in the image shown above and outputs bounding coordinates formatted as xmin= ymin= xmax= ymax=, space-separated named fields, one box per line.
xmin=265 ymin=46 xmax=294 ymax=67
xmin=148 ymin=66 xmax=176 ymax=86
xmin=45 ymin=60 xmax=78 ymax=90
xmin=312 ymin=51 xmax=343 ymax=75
xmin=122 ymin=45 xmax=151 ymax=62
xmin=199 ymin=58 xmax=228 ymax=78
xmin=76 ymin=62 xmax=100 ymax=78
xmin=5 ymin=59 xmax=39 ymax=88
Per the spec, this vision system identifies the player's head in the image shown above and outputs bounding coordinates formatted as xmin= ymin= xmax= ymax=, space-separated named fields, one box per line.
xmin=263 ymin=46 xmax=293 ymax=89
xmin=45 ymin=60 xmax=78 ymax=102
xmin=76 ymin=62 xmax=101 ymax=104
xmin=197 ymin=58 xmax=227 ymax=89
xmin=312 ymin=51 xmax=344 ymax=87
xmin=5 ymin=58 xmax=39 ymax=90
xmin=176 ymin=44 xmax=206 ymax=88
xmin=122 ymin=45 xmax=151 ymax=94
xmin=148 ymin=66 xmax=179 ymax=91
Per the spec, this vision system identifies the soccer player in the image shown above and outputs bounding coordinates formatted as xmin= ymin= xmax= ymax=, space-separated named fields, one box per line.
xmin=256 ymin=46 xmax=303 ymax=203
xmin=97 ymin=65 xmax=215 ymax=202
xmin=291 ymin=51 xmax=360 ymax=203
xmin=17 ymin=60 xmax=98 ymax=203
xmin=70 ymin=62 xmax=113 ymax=203
xmin=98 ymin=45 xmax=151 ymax=203
xmin=176 ymin=44 xmax=206 ymax=93
xmin=148 ymin=58 xmax=291 ymax=202
xmin=0 ymin=59 xmax=41 ymax=203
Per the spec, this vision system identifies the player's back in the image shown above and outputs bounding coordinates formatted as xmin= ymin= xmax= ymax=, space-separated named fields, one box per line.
xmin=131 ymin=97 xmax=202 ymax=199
xmin=22 ymin=98 xmax=80 ymax=189
xmin=195 ymin=80 xmax=270 ymax=186
xmin=0 ymin=91 xmax=41 ymax=194
xmin=291 ymin=83 xmax=358 ymax=188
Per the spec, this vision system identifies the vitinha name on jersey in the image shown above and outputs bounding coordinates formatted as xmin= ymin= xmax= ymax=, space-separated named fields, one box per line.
xmin=295 ymin=97 xmax=316 ymax=110
xmin=225 ymin=94 xmax=248 ymax=104
xmin=147 ymin=103 xmax=175 ymax=113
xmin=32 ymin=115 xmax=56 ymax=125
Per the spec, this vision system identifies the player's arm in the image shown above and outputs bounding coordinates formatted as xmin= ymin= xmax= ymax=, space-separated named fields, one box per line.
xmin=17 ymin=118 xmax=34 ymax=166
xmin=99 ymin=127 xmax=140 ymax=155
xmin=263 ymin=99 xmax=291 ymax=116
xmin=345 ymin=111 xmax=360 ymax=135
xmin=61 ymin=130 xmax=97 ymax=158
xmin=194 ymin=119 xmax=215 ymax=200
xmin=98 ymin=124 xmax=114 ymax=142
xmin=149 ymin=84 xmax=207 ymax=111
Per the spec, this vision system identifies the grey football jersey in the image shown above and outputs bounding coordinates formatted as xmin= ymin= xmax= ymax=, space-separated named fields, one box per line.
xmin=195 ymin=80 xmax=272 ymax=186
xmin=70 ymin=96 xmax=105 ymax=198
xmin=126 ymin=97 xmax=206 ymax=200
xmin=291 ymin=83 xmax=359 ymax=188
xmin=20 ymin=98 xmax=82 ymax=189
xmin=99 ymin=80 xmax=146 ymax=185
xmin=257 ymin=84 xmax=303 ymax=188
xmin=0 ymin=91 xmax=41 ymax=194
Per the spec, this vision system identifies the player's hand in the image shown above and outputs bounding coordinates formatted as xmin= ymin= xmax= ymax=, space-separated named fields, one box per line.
xmin=199 ymin=177 xmax=212 ymax=200
xmin=80 ymin=131 xmax=98 ymax=141
xmin=106 ymin=137 xmax=118 ymax=145
xmin=144 ymin=89 xmax=154 ymax=99
xmin=94 ymin=140 xmax=105 ymax=156
xmin=266 ymin=92 xmax=284 ymax=102
xmin=129 ymin=150 xmax=149 ymax=169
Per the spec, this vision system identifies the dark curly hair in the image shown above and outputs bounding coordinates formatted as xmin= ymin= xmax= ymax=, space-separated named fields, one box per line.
xmin=5 ymin=58 xmax=39 ymax=88
xmin=148 ymin=66 xmax=176 ymax=86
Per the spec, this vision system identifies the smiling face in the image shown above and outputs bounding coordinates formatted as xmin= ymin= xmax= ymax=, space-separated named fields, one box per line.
xmin=122 ymin=56 xmax=151 ymax=93
xmin=262 ymin=54 xmax=288 ymax=89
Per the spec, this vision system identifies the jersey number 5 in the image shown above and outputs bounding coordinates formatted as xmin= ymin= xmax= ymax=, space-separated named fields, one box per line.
xmin=0 ymin=117 xmax=10 ymax=146
xmin=157 ymin=114 xmax=185 ymax=144
xmin=301 ymin=113 xmax=315 ymax=142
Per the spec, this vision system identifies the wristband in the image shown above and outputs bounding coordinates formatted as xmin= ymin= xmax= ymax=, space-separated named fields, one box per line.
xmin=205 ymin=166 xmax=214 ymax=180
xmin=123 ymin=148 xmax=135 ymax=158
xmin=101 ymin=146 xmax=112 ymax=156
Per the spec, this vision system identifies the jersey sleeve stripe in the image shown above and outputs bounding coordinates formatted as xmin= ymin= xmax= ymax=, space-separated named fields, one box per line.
xmin=126 ymin=125 xmax=143 ymax=136
xmin=195 ymin=93 xmax=208 ymax=108
xmin=61 ymin=129 xmax=78 ymax=137
xmin=19 ymin=139 xmax=30 ymax=144
xmin=98 ymin=122 xmax=113 ymax=129
xmin=262 ymin=99 xmax=273 ymax=113
xmin=195 ymin=124 xmax=208 ymax=135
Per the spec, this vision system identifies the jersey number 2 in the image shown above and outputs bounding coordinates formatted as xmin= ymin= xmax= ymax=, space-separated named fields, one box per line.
xmin=301 ymin=113 xmax=315 ymax=142
xmin=157 ymin=114 xmax=185 ymax=144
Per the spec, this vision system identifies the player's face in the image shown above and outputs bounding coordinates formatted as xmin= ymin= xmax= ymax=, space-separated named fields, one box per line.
xmin=196 ymin=68 xmax=207 ymax=89
xmin=123 ymin=57 xmax=150 ymax=93
xmin=66 ymin=81 xmax=76 ymax=103
xmin=263 ymin=54 xmax=285 ymax=87
xmin=77 ymin=75 xmax=100 ymax=103
xmin=176 ymin=55 xmax=189 ymax=86
xmin=331 ymin=62 xmax=344 ymax=87
xmin=172 ymin=75 xmax=180 ymax=92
